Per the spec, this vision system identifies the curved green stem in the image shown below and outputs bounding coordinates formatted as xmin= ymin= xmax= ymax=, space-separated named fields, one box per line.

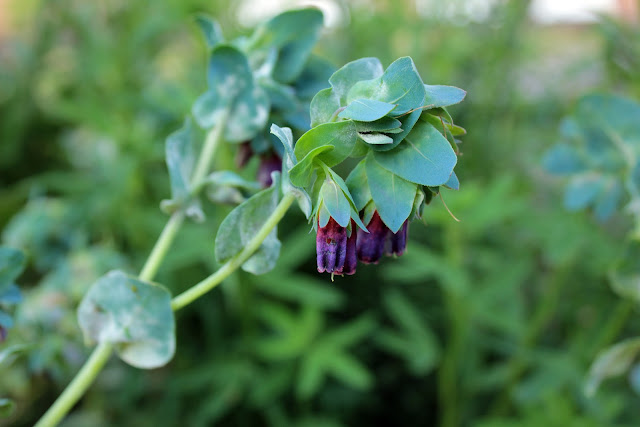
xmin=171 ymin=192 xmax=296 ymax=311
xmin=34 ymin=342 xmax=113 ymax=427
xmin=35 ymin=118 xmax=229 ymax=427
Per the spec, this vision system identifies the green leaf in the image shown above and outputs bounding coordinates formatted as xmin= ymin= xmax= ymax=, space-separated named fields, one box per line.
xmin=319 ymin=179 xmax=351 ymax=227
xmin=0 ymin=398 xmax=15 ymax=418
xmin=0 ymin=247 xmax=25 ymax=295
xmin=249 ymin=8 xmax=324 ymax=83
xmin=293 ymin=55 xmax=335 ymax=99
xmin=325 ymin=353 xmax=373 ymax=390
xmin=204 ymin=170 xmax=261 ymax=205
xmin=365 ymin=155 xmax=417 ymax=232
xmin=346 ymin=159 xmax=372 ymax=211
xmin=444 ymin=171 xmax=459 ymax=190
xmin=586 ymin=337 xmax=640 ymax=396
xmin=215 ymin=178 xmax=281 ymax=274
xmin=355 ymin=117 xmax=402 ymax=133
xmin=377 ymin=289 xmax=440 ymax=375
xmin=0 ymin=285 xmax=21 ymax=305
xmin=192 ymin=45 xmax=270 ymax=143
xmin=359 ymin=132 xmax=393 ymax=145
xmin=77 ymin=270 xmax=175 ymax=369
xmin=310 ymin=88 xmax=340 ymax=128
xmin=161 ymin=119 xmax=204 ymax=221
xmin=347 ymin=57 xmax=425 ymax=116
xmin=423 ymin=84 xmax=466 ymax=108
xmin=329 ymin=57 xmax=384 ymax=105
xmin=294 ymin=121 xmax=357 ymax=167
xmin=543 ymin=143 xmax=586 ymax=175
xmin=270 ymin=124 xmax=295 ymax=161
xmin=195 ymin=14 xmax=224 ymax=48
xmin=373 ymin=121 xmax=458 ymax=186
xmin=338 ymin=98 xmax=397 ymax=122
xmin=563 ymin=174 xmax=603 ymax=211
xmin=369 ymin=108 xmax=422 ymax=152
xmin=289 ymin=145 xmax=334 ymax=187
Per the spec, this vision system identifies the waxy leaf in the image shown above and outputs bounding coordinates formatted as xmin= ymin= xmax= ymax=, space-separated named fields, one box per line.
xmin=365 ymin=155 xmax=417 ymax=233
xmin=347 ymin=57 xmax=425 ymax=116
xmin=370 ymin=109 xmax=422 ymax=152
xmin=249 ymin=8 xmax=324 ymax=83
xmin=543 ymin=143 xmax=587 ymax=175
xmin=355 ymin=117 xmax=402 ymax=133
xmin=423 ymin=85 xmax=466 ymax=108
xmin=271 ymin=125 xmax=313 ymax=218
xmin=338 ymin=99 xmax=397 ymax=122
xmin=192 ymin=45 xmax=270 ymax=143
xmin=564 ymin=174 xmax=603 ymax=211
xmin=294 ymin=121 xmax=357 ymax=167
xmin=77 ymin=270 xmax=175 ymax=369
xmin=195 ymin=15 xmax=224 ymax=48
xmin=346 ymin=160 xmax=372 ymax=211
xmin=293 ymin=55 xmax=335 ymax=99
xmin=160 ymin=119 xmax=205 ymax=221
xmin=319 ymin=179 xmax=352 ymax=227
xmin=359 ymin=132 xmax=393 ymax=145
xmin=444 ymin=171 xmax=460 ymax=190
xmin=329 ymin=57 xmax=384 ymax=105
xmin=215 ymin=177 xmax=281 ymax=274
xmin=310 ymin=88 xmax=340 ymax=128
xmin=374 ymin=121 xmax=457 ymax=186
xmin=289 ymin=145 xmax=334 ymax=187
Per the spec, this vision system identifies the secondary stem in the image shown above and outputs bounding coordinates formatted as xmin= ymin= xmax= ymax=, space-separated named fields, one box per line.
xmin=35 ymin=116 xmax=229 ymax=427
xmin=171 ymin=192 xmax=296 ymax=311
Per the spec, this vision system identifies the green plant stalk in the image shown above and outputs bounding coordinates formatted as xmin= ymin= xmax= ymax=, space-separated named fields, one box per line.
xmin=171 ymin=192 xmax=296 ymax=311
xmin=35 ymin=117 xmax=230 ymax=427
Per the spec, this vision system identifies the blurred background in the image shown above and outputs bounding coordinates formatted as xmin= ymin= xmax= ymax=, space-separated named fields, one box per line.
xmin=1 ymin=0 xmax=640 ymax=426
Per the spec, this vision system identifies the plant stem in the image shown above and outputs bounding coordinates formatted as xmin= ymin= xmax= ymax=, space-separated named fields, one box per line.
xmin=34 ymin=342 xmax=113 ymax=427
xmin=171 ymin=192 xmax=296 ymax=311
xmin=139 ymin=212 xmax=185 ymax=281
xmin=35 ymin=118 xmax=229 ymax=427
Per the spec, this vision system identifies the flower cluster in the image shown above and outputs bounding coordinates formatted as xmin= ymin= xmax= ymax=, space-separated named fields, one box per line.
xmin=272 ymin=55 xmax=466 ymax=277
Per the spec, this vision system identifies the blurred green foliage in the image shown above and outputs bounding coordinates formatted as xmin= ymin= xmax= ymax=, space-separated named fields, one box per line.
xmin=1 ymin=0 xmax=640 ymax=426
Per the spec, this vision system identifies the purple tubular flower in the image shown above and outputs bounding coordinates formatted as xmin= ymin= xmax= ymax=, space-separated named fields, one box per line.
xmin=341 ymin=221 xmax=358 ymax=275
xmin=317 ymin=218 xmax=348 ymax=274
xmin=386 ymin=220 xmax=409 ymax=257
xmin=356 ymin=211 xmax=389 ymax=264
xmin=257 ymin=152 xmax=282 ymax=187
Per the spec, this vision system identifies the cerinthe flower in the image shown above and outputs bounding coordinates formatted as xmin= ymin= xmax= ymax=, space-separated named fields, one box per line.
xmin=257 ymin=152 xmax=282 ymax=187
xmin=317 ymin=218 xmax=357 ymax=275
xmin=357 ymin=211 xmax=409 ymax=264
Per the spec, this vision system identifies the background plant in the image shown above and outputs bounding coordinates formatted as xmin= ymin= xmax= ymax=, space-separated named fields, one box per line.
xmin=1 ymin=1 xmax=640 ymax=426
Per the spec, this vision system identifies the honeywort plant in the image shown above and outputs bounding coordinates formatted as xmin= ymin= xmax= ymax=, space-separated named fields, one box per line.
xmin=543 ymin=94 xmax=640 ymax=395
xmin=20 ymin=8 xmax=467 ymax=427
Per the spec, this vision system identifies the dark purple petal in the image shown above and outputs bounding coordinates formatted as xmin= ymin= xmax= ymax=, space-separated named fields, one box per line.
xmin=0 ymin=326 xmax=6 ymax=343
xmin=357 ymin=211 xmax=388 ymax=264
xmin=338 ymin=220 xmax=358 ymax=275
xmin=317 ymin=218 xmax=348 ymax=273
xmin=257 ymin=152 xmax=282 ymax=187
xmin=386 ymin=220 xmax=408 ymax=256
xmin=236 ymin=141 xmax=253 ymax=169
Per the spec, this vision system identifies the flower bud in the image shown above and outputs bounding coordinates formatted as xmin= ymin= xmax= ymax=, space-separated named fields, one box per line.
xmin=317 ymin=217 xmax=347 ymax=274
xmin=386 ymin=220 xmax=408 ymax=256
xmin=356 ymin=211 xmax=388 ymax=264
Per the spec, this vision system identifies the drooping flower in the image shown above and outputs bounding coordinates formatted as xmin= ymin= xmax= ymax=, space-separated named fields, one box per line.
xmin=386 ymin=220 xmax=409 ymax=257
xmin=317 ymin=218 xmax=357 ymax=275
xmin=357 ymin=211 xmax=409 ymax=264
